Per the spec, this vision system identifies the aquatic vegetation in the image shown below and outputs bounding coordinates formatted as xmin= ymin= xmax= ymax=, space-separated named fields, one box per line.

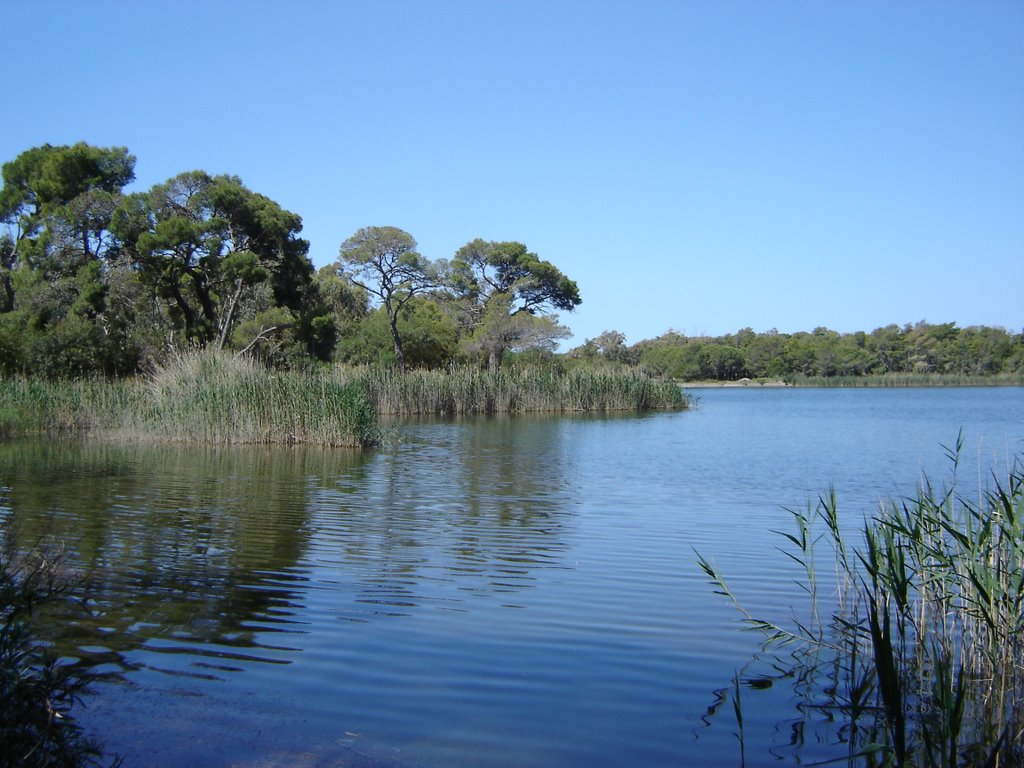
xmin=143 ymin=351 xmax=379 ymax=447
xmin=697 ymin=438 xmax=1024 ymax=767
xmin=337 ymin=364 xmax=688 ymax=415
xmin=0 ymin=353 xmax=684 ymax=445
xmin=0 ymin=351 xmax=380 ymax=448
xmin=0 ymin=539 xmax=107 ymax=767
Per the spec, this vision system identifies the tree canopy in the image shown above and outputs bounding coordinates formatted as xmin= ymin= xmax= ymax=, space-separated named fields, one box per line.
xmin=114 ymin=170 xmax=312 ymax=349
xmin=621 ymin=323 xmax=1024 ymax=381
xmin=3 ymin=142 xmax=1020 ymax=383
xmin=1 ymin=143 xmax=323 ymax=375
xmin=336 ymin=226 xmax=443 ymax=372
xmin=1 ymin=143 xmax=140 ymax=375
xmin=1 ymin=145 xmax=587 ymax=377
xmin=450 ymin=239 xmax=580 ymax=371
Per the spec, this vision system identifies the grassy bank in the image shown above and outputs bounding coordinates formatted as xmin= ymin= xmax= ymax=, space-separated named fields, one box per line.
xmin=698 ymin=442 xmax=1024 ymax=766
xmin=1 ymin=354 xmax=686 ymax=445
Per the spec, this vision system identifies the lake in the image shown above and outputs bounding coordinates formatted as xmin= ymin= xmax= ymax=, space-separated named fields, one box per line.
xmin=1 ymin=386 xmax=1022 ymax=767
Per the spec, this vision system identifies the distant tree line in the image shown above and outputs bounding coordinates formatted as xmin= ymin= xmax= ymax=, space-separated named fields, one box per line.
xmin=0 ymin=142 xmax=579 ymax=378
xmin=571 ymin=323 xmax=1024 ymax=380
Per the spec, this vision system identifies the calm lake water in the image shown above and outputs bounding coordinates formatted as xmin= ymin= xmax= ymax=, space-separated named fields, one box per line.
xmin=1 ymin=387 xmax=1022 ymax=767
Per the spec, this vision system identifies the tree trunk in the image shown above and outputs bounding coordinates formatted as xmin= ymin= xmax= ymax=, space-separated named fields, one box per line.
xmin=388 ymin=308 xmax=406 ymax=373
xmin=0 ymin=273 xmax=13 ymax=313
xmin=216 ymin=278 xmax=245 ymax=350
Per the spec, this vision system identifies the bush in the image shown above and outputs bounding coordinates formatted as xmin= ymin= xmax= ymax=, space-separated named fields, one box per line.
xmin=26 ymin=318 xmax=109 ymax=379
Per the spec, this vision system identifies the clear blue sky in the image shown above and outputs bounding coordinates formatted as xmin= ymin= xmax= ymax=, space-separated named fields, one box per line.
xmin=5 ymin=1 xmax=1022 ymax=348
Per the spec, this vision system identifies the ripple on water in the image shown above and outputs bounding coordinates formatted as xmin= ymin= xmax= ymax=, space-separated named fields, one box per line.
xmin=1 ymin=390 xmax=1020 ymax=767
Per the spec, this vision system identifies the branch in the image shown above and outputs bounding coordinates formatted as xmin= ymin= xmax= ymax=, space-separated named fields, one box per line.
xmin=233 ymin=322 xmax=294 ymax=359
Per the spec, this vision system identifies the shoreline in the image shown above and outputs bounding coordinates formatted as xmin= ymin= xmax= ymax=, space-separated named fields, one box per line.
xmin=681 ymin=378 xmax=788 ymax=388
xmin=681 ymin=377 xmax=1024 ymax=389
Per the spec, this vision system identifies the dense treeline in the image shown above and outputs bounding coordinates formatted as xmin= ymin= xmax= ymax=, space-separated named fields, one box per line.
xmin=3 ymin=143 xmax=1020 ymax=386
xmin=0 ymin=142 xmax=579 ymax=378
xmin=570 ymin=323 xmax=1024 ymax=381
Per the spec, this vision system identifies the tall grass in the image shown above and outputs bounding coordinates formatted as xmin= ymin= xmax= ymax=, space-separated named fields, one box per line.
xmin=0 ymin=377 xmax=138 ymax=436
xmin=1 ymin=356 xmax=685 ymax=445
xmin=0 ymin=351 xmax=379 ymax=448
xmin=697 ymin=439 xmax=1024 ymax=767
xmin=336 ymin=365 xmax=688 ymax=415
xmin=142 ymin=352 xmax=378 ymax=447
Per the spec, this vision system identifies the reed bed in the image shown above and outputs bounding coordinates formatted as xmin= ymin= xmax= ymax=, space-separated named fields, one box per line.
xmin=335 ymin=365 xmax=688 ymax=415
xmin=0 ymin=377 xmax=137 ymax=435
xmin=0 ymin=352 xmax=379 ymax=448
xmin=141 ymin=353 xmax=379 ymax=447
xmin=697 ymin=439 xmax=1024 ymax=767
xmin=1 ymin=356 xmax=685 ymax=445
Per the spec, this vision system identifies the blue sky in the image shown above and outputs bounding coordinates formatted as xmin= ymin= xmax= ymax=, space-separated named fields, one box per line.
xmin=5 ymin=1 xmax=1022 ymax=348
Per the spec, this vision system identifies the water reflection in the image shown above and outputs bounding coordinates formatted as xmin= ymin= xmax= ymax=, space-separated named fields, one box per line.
xmin=308 ymin=415 xmax=578 ymax=618
xmin=0 ymin=440 xmax=366 ymax=679
xmin=1 ymin=391 xmax=1017 ymax=768
xmin=0 ymin=420 xmax=580 ymax=682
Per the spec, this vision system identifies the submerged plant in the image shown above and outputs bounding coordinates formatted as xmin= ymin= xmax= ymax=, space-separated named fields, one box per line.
xmin=697 ymin=438 xmax=1024 ymax=767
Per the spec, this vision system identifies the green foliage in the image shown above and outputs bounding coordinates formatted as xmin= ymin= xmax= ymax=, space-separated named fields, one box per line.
xmin=450 ymin=239 xmax=580 ymax=371
xmin=699 ymin=344 xmax=747 ymax=380
xmin=115 ymin=170 xmax=313 ymax=349
xmin=0 ymin=143 xmax=328 ymax=376
xmin=336 ymin=226 xmax=441 ymax=371
xmin=70 ymin=261 xmax=107 ymax=319
xmin=451 ymin=239 xmax=581 ymax=315
xmin=26 ymin=317 xmax=109 ymax=379
xmin=569 ymin=330 xmax=638 ymax=366
xmin=398 ymin=298 xmax=460 ymax=369
xmin=333 ymin=307 xmax=399 ymax=366
xmin=0 ymin=311 xmax=31 ymax=374
xmin=334 ymin=301 xmax=460 ymax=369
xmin=626 ymin=323 xmax=1024 ymax=382
xmin=1 ymin=142 xmax=135 ymax=280
xmin=0 ymin=235 xmax=15 ymax=313
xmin=635 ymin=340 xmax=705 ymax=379
xmin=0 ymin=143 xmax=146 ymax=378
xmin=459 ymin=294 xmax=572 ymax=373
xmin=229 ymin=307 xmax=304 ymax=369
xmin=8 ymin=143 xmax=1017 ymax=387
xmin=298 ymin=265 xmax=369 ymax=362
